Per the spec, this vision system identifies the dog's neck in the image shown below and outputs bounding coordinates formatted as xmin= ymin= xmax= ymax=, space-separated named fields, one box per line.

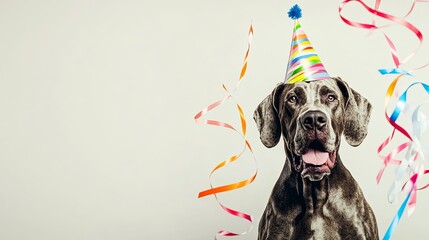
xmin=276 ymin=150 xmax=346 ymax=214
xmin=298 ymin=177 xmax=329 ymax=214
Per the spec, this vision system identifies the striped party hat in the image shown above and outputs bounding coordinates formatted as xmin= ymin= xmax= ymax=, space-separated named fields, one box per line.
xmin=285 ymin=5 xmax=330 ymax=84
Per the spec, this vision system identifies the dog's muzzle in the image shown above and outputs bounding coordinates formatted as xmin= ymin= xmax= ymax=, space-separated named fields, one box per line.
xmin=294 ymin=110 xmax=337 ymax=181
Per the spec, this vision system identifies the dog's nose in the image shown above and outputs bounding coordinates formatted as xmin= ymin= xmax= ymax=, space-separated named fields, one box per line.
xmin=301 ymin=110 xmax=327 ymax=130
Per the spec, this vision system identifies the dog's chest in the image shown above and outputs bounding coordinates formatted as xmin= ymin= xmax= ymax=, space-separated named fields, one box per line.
xmin=306 ymin=215 xmax=338 ymax=240
xmin=300 ymin=187 xmax=341 ymax=239
xmin=310 ymin=215 xmax=324 ymax=237
xmin=300 ymin=188 xmax=363 ymax=240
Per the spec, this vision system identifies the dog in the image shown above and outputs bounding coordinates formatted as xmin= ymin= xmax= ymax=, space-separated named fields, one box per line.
xmin=253 ymin=77 xmax=378 ymax=239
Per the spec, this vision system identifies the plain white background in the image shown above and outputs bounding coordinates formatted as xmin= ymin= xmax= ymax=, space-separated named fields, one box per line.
xmin=1 ymin=0 xmax=429 ymax=239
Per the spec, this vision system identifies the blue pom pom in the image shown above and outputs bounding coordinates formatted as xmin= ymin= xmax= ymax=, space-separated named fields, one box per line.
xmin=288 ymin=4 xmax=302 ymax=20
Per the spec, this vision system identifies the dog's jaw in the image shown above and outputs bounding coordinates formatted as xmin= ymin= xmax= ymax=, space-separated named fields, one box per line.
xmin=300 ymin=151 xmax=336 ymax=181
xmin=290 ymin=124 xmax=338 ymax=181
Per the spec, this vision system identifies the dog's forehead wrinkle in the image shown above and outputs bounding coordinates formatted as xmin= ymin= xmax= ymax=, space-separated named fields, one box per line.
xmin=306 ymin=81 xmax=338 ymax=104
xmin=284 ymin=84 xmax=307 ymax=100
xmin=317 ymin=80 xmax=340 ymax=94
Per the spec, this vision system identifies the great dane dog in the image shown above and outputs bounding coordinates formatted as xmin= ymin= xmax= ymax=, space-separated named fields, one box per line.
xmin=254 ymin=77 xmax=378 ymax=239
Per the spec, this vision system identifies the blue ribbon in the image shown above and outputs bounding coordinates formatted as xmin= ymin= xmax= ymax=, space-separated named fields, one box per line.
xmin=383 ymin=191 xmax=411 ymax=240
xmin=390 ymin=82 xmax=429 ymax=122
xmin=380 ymin=80 xmax=429 ymax=239
xmin=378 ymin=68 xmax=411 ymax=75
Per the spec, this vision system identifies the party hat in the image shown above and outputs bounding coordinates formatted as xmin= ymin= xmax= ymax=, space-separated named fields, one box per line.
xmin=284 ymin=5 xmax=330 ymax=84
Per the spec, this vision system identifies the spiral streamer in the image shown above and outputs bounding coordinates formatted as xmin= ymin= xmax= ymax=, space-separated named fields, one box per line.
xmin=194 ymin=23 xmax=256 ymax=239
xmin=339 ymin=0 xmax=429 ymax=239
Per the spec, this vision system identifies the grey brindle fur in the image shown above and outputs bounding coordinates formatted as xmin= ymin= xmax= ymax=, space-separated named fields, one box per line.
xmin=254 ymin=77 xmax=378 ymax=239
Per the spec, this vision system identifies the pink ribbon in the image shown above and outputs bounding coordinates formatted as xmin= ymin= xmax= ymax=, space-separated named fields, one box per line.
xmin=339 ymin=1 xmax=429 ymax=239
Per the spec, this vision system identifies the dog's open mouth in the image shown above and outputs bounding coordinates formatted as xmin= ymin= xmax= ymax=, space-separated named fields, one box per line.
xmin=298 ymin=140 xmax=336 ymax=181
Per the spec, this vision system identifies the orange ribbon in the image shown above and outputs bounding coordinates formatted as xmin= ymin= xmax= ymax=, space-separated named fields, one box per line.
xmin=194 ymin=23 xmax=256 ymax=239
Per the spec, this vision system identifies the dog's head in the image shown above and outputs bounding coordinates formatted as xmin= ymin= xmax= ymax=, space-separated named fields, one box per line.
xmin=254 ymin=77 xmax=372 ymax=181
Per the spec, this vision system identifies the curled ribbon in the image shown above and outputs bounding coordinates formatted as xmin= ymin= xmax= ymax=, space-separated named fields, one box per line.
xmin=339 ymin=0 xmax=429 ymax=239
xmin=194 ymin=23 xmax=256 ymax=239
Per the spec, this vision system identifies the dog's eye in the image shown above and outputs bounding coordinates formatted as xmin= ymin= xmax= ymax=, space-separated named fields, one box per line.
xmin=287 ymin=96 xmax=297 ymax=103
xmin=327 ymin=95 xmax=337 ymax=102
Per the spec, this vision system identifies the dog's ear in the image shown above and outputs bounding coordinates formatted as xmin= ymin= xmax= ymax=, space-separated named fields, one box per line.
xmin=334 ymin=77 xmax=372 ymax=147
xmin=253 ymin=83 xmax=285 ymax=148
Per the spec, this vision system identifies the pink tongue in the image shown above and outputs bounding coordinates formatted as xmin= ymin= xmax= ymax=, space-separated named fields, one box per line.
xmin=302 ymin=149 xmax=329 ymax=165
